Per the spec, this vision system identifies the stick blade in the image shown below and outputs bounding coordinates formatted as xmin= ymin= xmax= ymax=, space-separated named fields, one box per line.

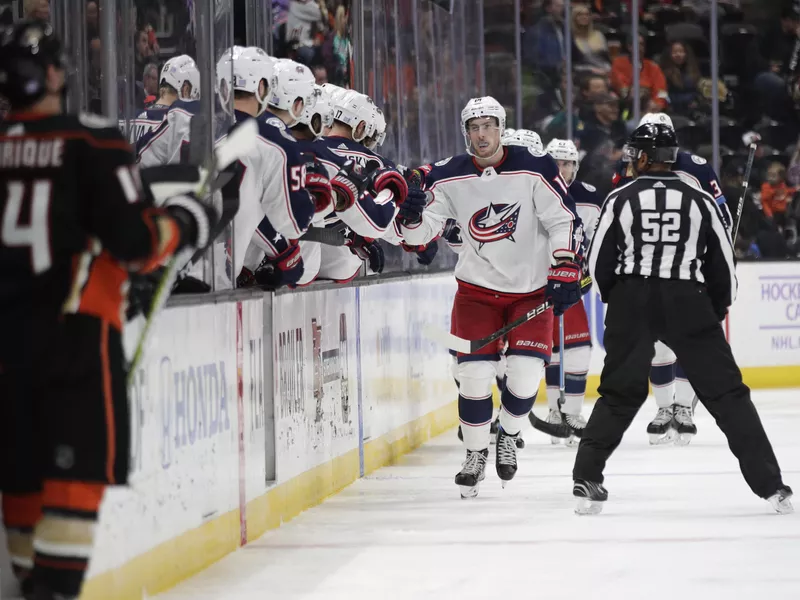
xmin=422 ymin=324 xmax=471 ymax=354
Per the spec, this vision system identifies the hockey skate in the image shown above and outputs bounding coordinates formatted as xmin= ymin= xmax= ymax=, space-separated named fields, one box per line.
xmin=768 ymin=486 xmax=794 ymax=515
xmin=563 ymin=413 xmax=586 ymax=447
xmin=495 ymin=426 xmax=520 ymax=487
xmin=671 ymin=405 xmax=697 ymax=446
xmin=647 ymin=405 xmax=675 ymax=445
xmin=455 ymin=449 xmax=488 ymax=498
xmin=573 ymin=479 xmax=608 ymax=515
xmin=547 ymin=409 xmax=563 ymax=445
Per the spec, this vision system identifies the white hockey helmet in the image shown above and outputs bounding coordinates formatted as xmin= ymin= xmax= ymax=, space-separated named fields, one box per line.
xmin=160 ymin=54 xmax=200 ymax=101
xmin=502 ymin=128 xmax=544 ymax=154
xmin=216 ymin=46 xmax=273 ymax=115
xmin=638 ymin=112 xmax=674 ymax=130
xmin=296 ymin=84 xmax=334 ymax=138
xmin=333 ymin=90 xmax=377 ymax=143
xmin=365 ymin=105 xmax=386 ymax=150
xmin=320 ymin=82 xmax=348 ymax=104
xmin=268 ymin=59 xmax=317 ymax=124
xmin=461 ymin=96 xmax=506 ymax=155
xmin=546 ymin=138 xmax=580 ymax=185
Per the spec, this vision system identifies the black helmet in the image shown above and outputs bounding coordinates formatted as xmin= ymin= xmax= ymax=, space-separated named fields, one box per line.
xmin=624 ymin=123 xmax=678 ymax=165
xmin=0 ymin=20 xmax=64 ymax=109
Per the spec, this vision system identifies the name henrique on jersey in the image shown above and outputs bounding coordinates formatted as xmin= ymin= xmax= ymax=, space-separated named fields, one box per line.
xmin=136 ymin=99 xmax=199 ymax=166
xmin=401 ymin=145 xmax=582 ymax=294
xmin=229 ymin=111 xmax=315 ymax=277
xmin=612 ymin=151 xmax=732 ymax=226
xmin=306 ymin=136 xmax=401 ymax=240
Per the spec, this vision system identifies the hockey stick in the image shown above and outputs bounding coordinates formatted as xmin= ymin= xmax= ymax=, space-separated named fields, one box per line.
xmin=127 ymin=119 xmax=258 ymax=384
xmin=558 ymin=314 xmax=566 ymax=408
xmin=423 ymin=276 xmax=593 ymax=354
xmin=731 ymin=143 xmax=757 ymax=244
xmin=300 ymin=225 xmax=348 ymax=246
xmin=528 ymin=315 xmax=573 ymax=439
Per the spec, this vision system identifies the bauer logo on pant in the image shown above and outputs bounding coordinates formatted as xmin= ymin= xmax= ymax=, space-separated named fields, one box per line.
xmin=468 ymin=202 xmax=520 ymax=248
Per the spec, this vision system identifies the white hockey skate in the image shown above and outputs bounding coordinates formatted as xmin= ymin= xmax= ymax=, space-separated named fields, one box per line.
xmin=573 ymin=479 xmax=608 ymax=515
xmin=547 ymin=409 xmax=563 ymax=445
xmin=647 ymin=405 xmax=675 ymax=445
xmin=563 ymin=413 xmax=586 ymax=448
xmin=768 ymin=486 xmax=794 ymax=515
xmin=671 ymin=405 xmax=697 ymax=446
xmin=455 ymin=449 xmax=488 ymax=499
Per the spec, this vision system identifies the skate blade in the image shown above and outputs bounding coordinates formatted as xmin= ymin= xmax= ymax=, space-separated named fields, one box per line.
xmin=566 ymin=435 xmax=580 ymax=448
xmin=459 ymin=485 xmax=480 ymax=499
xmin=574 ymin=497 xmax=604 ymax=515
xmin=768 ymin=495 xmax=794 ymax=515
xmin=648 ymin=430 xmax=675 ymax=445
xmin=550 ymin=436 xmax=562 ymax=445
xmin=674 ymin=432 xmax=695 ymax=447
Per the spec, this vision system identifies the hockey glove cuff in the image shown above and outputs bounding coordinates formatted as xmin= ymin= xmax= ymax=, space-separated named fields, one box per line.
xmin=368 ymin=167 xmax=408 ymax=204
xmin=254 ymin=243 xmax=305 ymax=289
xmin=346 ymin=232 xmax=385 ymax=273
xmin=165 ymin=193 xmax=217 ymax=251
xmin=546 ymin=260 xmax=582 ymax=316
xmin=401 ymin=240 xmax=439 ymax=265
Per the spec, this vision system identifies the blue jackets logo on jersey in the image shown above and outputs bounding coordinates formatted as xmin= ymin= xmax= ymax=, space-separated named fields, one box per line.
xmin=468 ymin=202 xmax=521 ymax=248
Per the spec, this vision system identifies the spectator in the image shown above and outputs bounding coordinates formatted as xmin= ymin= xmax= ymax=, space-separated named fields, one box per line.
xmin=578 ymin=91 xmax=627 ymax=157
xmin=523 ymin=0 xmax=565 ymax=82
xmin=312 ymin=64 xmax=328 ymax=85
xmin=660 ymin=40 xmax=700 ymax=116
xmin=543 ymin=73 xmax=609 ymax=140
xmin=327 ymin=5 xmax=351 ymax=87
xmin=286 ymin=0 xmax=325 ymax=65
xmin=134 ymin=30 xmax=154 ymax=81
xmin=611 ymin=33 xmax=669 ymax=112
xmin=142 ymin=63 xmax=159 ymax=106
xmin=761 ymin=162 xmax=797 ymax=228
xmin=571 ymin=3 xmax=610 ymax=75
xmin=23 ymin=0 xmax=49 ymax=20
xmin=86 ymin=1 xmax=99 ymax=40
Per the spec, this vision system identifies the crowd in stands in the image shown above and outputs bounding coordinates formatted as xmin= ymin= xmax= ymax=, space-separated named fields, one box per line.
xmin=517 ymin=0 xmax=800 ymax=259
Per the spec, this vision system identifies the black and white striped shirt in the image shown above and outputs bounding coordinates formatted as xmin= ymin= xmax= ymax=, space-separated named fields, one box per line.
xmin=588 ymin=172 xmax=737 ymax=310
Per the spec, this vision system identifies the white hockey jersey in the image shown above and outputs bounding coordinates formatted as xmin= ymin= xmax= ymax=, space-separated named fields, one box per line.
xmin=401 ymin=146 xmax=582 ymax=294
xmin=136 ymin=100 xmax=199 ymax=166
xmin=129 ymin=103 xmax=171 ymax=145
xmin=569 ymin=180 xmax=602 ymax=244
xmin=229 ymin=110 xmax=315 ymax=277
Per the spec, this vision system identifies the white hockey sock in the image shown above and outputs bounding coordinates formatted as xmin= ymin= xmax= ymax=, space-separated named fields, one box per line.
xmin=675 ymin=378 xmax=695 ymax=408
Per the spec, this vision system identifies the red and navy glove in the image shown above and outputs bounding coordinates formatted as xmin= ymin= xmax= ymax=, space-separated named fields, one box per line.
xmin=396 ymin=187 xmax=426 ymax=226
xmin=366 ymin=166 xmax=408 ymax=204
xmin=546 ymin=250 xmax=582 ymax=316
xmin=401 ymin=240 xmax=439 ymax=265
xmin=302 ymin=154 xmax=333 ymax=214
xmin=254 ymin=243 xmax=305 ymax=289
xmin=331 ymin=159 xmax=381 ymax=211
xmin=346 ymin=231 xmax=385 ymax=273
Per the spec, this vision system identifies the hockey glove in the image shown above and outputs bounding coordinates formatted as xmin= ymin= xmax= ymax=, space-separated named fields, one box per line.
xmin=302 ymin=154 xmax=333 ymax=214
xmin=546 ymin=251 xmax=582 ymax=316
xmin=330 ymin=159 xmax=381 ymax=211
xmin=442 ymin=218 xmax=462 ymax=246
xmin=236 ymin=266 xmax=257 ymax=288
xmin=366 ymin=166 xmax=408 ymax=204
xmin=401 ymin=240 xmax=439 ymax=265
xmin=164 ymin=193 xmax=218 ymax=252
xmin=346 ymin=231 xmax=385 ymax=274
xmin=253 ymin=243 xmax=305 ymax=289
xmin=396 ymin=187 xmax=426 ymax=226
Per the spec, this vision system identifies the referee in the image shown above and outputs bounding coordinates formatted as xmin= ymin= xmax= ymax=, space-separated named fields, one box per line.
xmin=572 ymin=123 xmax=793 ymax=515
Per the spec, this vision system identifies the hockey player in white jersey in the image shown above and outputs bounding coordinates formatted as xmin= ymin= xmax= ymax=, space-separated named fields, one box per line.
xmin=538 ymin=139 xmax=602 ymax=446
xmin=404 ymin=97 xmax=583 ymax=497
xmin=502 ymin=127 xmax=544 ymax=154
xmin=129 ymin=55 xmax=200 ymax=145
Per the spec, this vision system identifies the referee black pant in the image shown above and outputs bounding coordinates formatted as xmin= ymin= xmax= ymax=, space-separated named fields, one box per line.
xmin=573 ymin=277 xmax=785 ymax=499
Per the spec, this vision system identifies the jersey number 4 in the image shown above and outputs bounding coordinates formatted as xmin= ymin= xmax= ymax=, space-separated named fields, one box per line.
xmin=1 ymin=180 xmax=52 ymax=273
xmin=641 ymin=211 xmax=681 ymax=243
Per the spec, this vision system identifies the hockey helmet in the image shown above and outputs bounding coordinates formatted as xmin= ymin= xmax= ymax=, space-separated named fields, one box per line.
xmin=503 ymin=128 xmax=544 ymax=154
xmin=296 ymin=83 xmax=334 ymax=138
xmin=638 ymin=112 xmax=674 ymax=131
xmin=216 ymin=46 xmax=274 ymax=115
xmin=332 ymin=90 xmax=377 ymax=143
xmin=365 ymin=105 xmax=386 ymax=150
xmin=0 ymin=20 xmax=66 ymax=109
xmin=461 ymin=96 xmax=506 ymax=155
xmin=269 ymin=59 xmax=316 ymax=124
xmin=546 ymin=139 xmax=580 ymax=185
xmin=625 ymin=123 xmax=679 ymax=165
xmin=320 ymin=82 xmax=348 ymax=104
xmin=160 ymin=54 xmax=200 ymax=101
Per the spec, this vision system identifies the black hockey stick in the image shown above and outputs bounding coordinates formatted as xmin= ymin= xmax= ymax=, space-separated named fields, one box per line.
xmin=423 ymin=276 xmax=593 ymax=354
xmin=731 ymin=143 xmax=757 ymax=244
xmin=300 ymin=225 xmax=348 ymax=246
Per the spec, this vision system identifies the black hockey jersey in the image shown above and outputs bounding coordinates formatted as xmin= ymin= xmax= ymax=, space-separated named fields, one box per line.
xmin=0 ymin=112 xmax=181 ymax=332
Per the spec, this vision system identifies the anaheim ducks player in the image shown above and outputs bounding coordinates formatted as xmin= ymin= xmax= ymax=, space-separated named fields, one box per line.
xmin=402 ymin=97 xmax=583 ymax=498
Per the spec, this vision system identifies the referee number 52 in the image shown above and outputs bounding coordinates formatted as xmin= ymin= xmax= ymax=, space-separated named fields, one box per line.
xmin=641 ymin=212 xmax=681 ymax=243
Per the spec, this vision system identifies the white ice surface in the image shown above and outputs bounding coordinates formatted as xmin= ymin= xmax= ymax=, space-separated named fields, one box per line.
xmin=157 ymin=390 xmax=800 ymax=600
